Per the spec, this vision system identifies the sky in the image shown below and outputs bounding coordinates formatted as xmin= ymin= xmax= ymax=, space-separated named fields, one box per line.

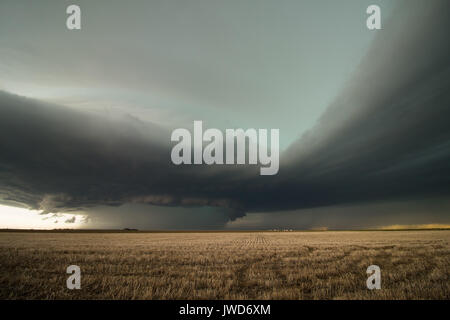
xmin=0 ymin=0 xmax=449 ymax=230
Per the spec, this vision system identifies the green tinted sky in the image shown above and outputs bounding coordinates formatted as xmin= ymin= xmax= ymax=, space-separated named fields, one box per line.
xmin=0 ymin=0 xmax=395 ymax=149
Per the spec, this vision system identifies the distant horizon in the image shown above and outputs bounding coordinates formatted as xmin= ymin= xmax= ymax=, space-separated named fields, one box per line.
xmin=2 ymin=225 xmax=450 ymax=232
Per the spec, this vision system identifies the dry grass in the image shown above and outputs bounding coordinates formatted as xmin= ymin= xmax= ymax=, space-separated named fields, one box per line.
xmin=0 ymin=230 xmax=448 ymax=299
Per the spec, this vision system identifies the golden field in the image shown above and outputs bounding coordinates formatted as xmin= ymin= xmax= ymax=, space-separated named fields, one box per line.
xmin=0 ymin=230 xmax=448 ymax=299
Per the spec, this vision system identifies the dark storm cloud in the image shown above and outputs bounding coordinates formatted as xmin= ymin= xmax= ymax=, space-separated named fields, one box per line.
xmin=0 ymin=91 xmax=249 ymax=220
xmin=1 ymin=0 xmax=449 ymax=222
xmin=228 ymin=196 xmax=450 ymax=230
xmin=81 ymin=204 xmax=236 ymax=230
xmin=237 ymin=0 xmax=450 ymax=211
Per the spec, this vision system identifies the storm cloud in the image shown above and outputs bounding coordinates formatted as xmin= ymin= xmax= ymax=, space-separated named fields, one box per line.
xmin=244 ymin=0 xmax=450 ymax=211
xmin=0 ymin=91 xmax=249 ymax=220
xmin=0 ymin=0 xmax=449 ymax=227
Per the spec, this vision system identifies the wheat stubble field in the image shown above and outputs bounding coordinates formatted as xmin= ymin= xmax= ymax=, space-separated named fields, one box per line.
xmin=0 ymin=230 xmax=449 ymax=299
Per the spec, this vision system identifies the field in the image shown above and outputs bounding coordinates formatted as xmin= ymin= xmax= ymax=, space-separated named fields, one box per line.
xmin=0 ymin=230 xmax=449 ymax=299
